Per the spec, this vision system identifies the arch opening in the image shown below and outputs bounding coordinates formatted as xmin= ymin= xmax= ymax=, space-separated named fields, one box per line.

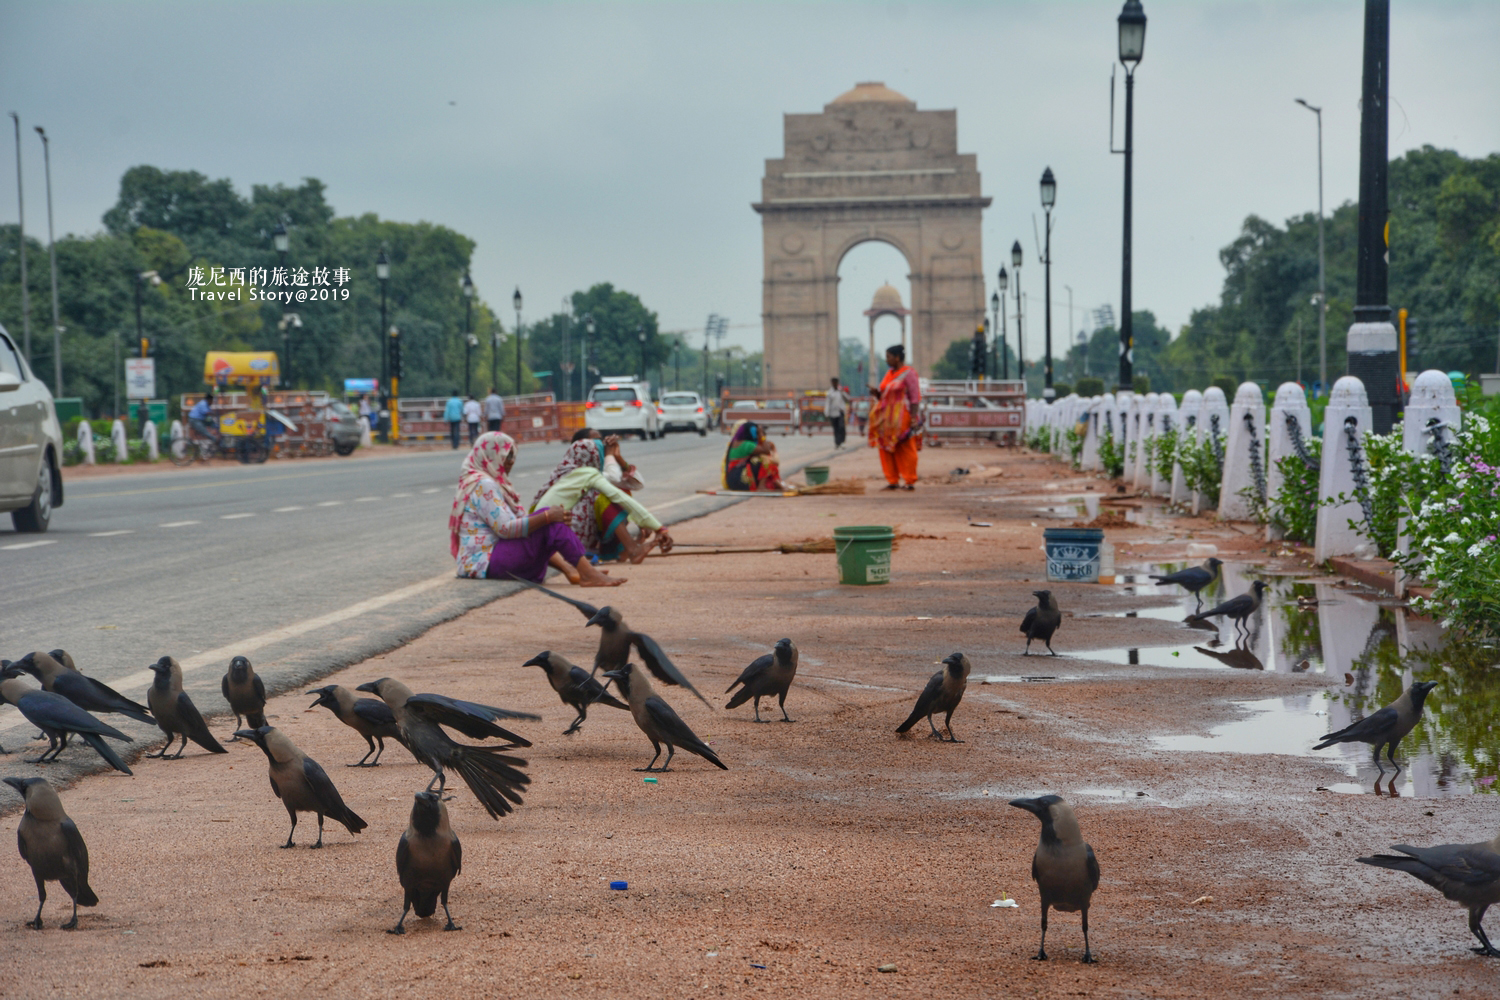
xmin=837 ymin=239 xmax=912 ymax=390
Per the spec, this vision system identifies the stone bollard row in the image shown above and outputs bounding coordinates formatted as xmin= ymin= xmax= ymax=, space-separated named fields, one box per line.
xmin=1395 ymin=370 xmax=1463 ymax=593
xmin=110 ymin=419 xmax=128 ymax=464
xmin=76 ymin=419 xmax=96 ymax=465
xmin=1193 ymin=387 xmax=1230 ymax=515
xmin=1149 ymin=393 xmax=1178 ymax=496
xmin=1217 ymin=382 xmax=1267 ymax=522
xmin=1170 ymin=390 xmax=1202 ymax=506
xmin=1266 ymin=382 xmax=1314 ymax=540
xmin=143 ymin=420 xmax=159 ymax=461
xmin=1314 ymin=376 xmax=1375 ymax=563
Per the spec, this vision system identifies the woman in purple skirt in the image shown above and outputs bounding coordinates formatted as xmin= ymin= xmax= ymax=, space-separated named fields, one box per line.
xmin=449 ymin=432 xmax=624 ymax=586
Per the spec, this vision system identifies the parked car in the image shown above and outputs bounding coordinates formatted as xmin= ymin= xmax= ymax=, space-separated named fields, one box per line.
xmin=0 ymin=323 xmax=64 ymax=532
xmin=325 ymin=400 xmax=361 ymax=455
xmin=656 ymin=391 xmax=708 ymax=436
xmin=585 ymin=378 xmax=660 ymax=440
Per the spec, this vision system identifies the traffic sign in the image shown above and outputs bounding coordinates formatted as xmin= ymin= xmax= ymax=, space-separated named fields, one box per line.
xmin=125 ymin=358 xmax=156 ymax=399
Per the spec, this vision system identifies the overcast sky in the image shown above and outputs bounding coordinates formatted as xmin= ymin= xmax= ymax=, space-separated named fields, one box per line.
xmin=3 ymin=1 xmax=1497 ymax=362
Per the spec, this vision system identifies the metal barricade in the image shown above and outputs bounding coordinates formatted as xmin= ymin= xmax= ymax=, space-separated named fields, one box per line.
xmin=920 ymin=379 xmax=1026 ymax=446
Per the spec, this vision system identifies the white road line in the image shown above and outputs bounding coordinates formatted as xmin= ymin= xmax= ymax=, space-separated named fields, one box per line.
xmin=159 ymin=520 xmax=201 ymax=528
xmin=316 ymin=501 xmax=342 ymax=507
xmin=389 ymin=493 xmax=412 ymax=498
xmin=354 ymin=496 xmax=381 ymax=502
xmin=274 ymin=506 xmax=304 ymax=512
xmin=653 ymin=494 xmax=704 ymax=512
xmin=89 ymin=530 xmax=135 ymax=537
xmin=221 ymin=512 xmax=256 ymax=519
xmin=0 ymin=571 xmax=459 ymax=739
xmin=1 ymin=539 xmax=57 ymax=550
xmin=420 ymin=488 xmax=440 ymax=494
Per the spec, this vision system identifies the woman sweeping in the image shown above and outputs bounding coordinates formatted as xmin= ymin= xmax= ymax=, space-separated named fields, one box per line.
xmin=868 ymin=344 xmax=922 ymax=490
xmin=531 ymin=433 xmax=671 ymax=564
xmin=450 ymin=432 xmax=624 ymax=586
xmin=722 ymin=421 xmax=783 ymax=492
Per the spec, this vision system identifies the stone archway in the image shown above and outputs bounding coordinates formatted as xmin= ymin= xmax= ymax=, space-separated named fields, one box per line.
xmin=754 ymin=82 xmax=991 ymax=389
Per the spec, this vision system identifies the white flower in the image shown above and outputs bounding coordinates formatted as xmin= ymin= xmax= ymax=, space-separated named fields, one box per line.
xmin=1444 ymin=532 xmax=1463 ymax=544
xmin=1462 ymin=517 xmax=1472 ymax=527
xmin=1469 ymin=541 xmax=1490 ymax=558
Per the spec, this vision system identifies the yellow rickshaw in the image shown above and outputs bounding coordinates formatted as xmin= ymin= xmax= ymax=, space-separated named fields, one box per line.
xmin=178 ymin=352 xmax=283 ymax=465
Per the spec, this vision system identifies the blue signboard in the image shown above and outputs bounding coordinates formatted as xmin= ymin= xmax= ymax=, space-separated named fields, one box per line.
xmin=344 ymin=378 xmax=379 ymax=394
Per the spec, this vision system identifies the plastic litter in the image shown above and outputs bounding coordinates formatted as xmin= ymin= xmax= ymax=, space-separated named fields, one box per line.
xmin=750 ymin=963 xmax=767 ymax=969
xmin=643 ymin=777 xmax=658 ymax=784
xmin=706 ymin=952 xmax=718 ymax=958
xmin=1190 ymin=894 xmax=1214 ymax=905
xmin=990 ymin=898 xmax=1020 ymax=908
xmin=609 ymin=881 xmax=628 ymax=890
xmin=878 ymin=963 xmax=898 ymax=973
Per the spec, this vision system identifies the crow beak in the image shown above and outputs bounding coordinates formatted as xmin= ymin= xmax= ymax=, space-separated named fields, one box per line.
xmin=585 ymin=611 xmax=608 ymax=628
xmin=355 ymin=681 xmax=378 ymax=694
xmin=1008 ymin=797 xmax=1045 ymax=816
xmin=522 ymin=653 xmax=549 ymax=668
xmin=2 ymin=777 xmax=28 ymax=796
xmin=232 ymin=728 xmax=262 ymax=742
xmin=602 ymin=670 xmax=625 ymax=681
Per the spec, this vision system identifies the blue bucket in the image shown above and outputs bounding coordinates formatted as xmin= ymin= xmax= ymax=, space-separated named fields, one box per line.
xmin=1043 ymin=528 xmax=1104 ymax=583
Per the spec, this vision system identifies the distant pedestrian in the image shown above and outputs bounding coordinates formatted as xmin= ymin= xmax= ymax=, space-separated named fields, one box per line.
xmin=357 ymin=394 xmax=372 ymax=428
xmin=463 ymin=395 xmax=482 ymax=445
xmin=444 ymin=390 xmax=464 ymax=449
xmin=825 ymin=377 xmax=850 ymax=448
xmin=483 ymin=387 xmax=505 ymax=432
xmin=868 ymin=344 xmax=922 ymax=490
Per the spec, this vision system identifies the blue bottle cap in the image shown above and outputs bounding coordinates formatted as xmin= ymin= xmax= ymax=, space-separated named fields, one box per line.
xmin=609 ymin=880 xmax=628 ymax=890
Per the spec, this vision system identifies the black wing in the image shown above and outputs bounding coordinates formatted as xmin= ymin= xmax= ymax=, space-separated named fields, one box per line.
xmin=896 ymin=671 xmax=945 ymax=732
xmin=568 ymin=666 xmax=626 ymax=710
xmin=352 ymin=697 xmax=398 ymax=727
xmin=55 ymin=672 xmax=154 ymax=723
xmin=1085 ymin=844 xmax=1101 ymax=891
xmin=19 ymin=692 xmax=130 ymax=741
xmin=221 ymin=674 xmax=231 ymax=704
xmin=302 ymin=757 xmax=349 ymax=815
xmin=1019 ymin=607 xmax=1038 ymax=635
xmin=1197 ymin=593 xmax=1252 ymax=620
xmin=631 ymin=632 xmax=710 ymax=707
xmin=1315 ymin=705 xmax=1398 ymax=747
xmin=644 ymin=696 xmax=726 ymax=768
xmin=1150 ymin=567 xmax=1210 ymax=589
xmin=405 ymin=693 xmax=540 ymax=746
xmin=508 ymin=576 xmax=600 ymax=620
xmin=252 ymin=673 xmax=267 ymax=705
xmin=1394 ymin=843 xmax=1500 ymax=886
xmin=176 ymin=692 xmax=228 ymax=753
xmin=726 ymin=654 xmax=773 ymax=694
xmin=61 ymin=820 xmax=97 ymax=906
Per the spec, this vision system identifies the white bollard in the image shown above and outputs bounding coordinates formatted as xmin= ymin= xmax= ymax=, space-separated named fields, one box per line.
xmin=1218 ymin=383 xmax=1266 ymax=522
xmin=1132 ymin=392 xmax=1159 ymax=490
xmin=1170 ymin=390 xmax=1202 ymax=505
xmin=1099 ymin=391 xmax=1120 ymax=473
xmin=1266 ymin=382 xmax=1314 ymax=540
xmin=1193 ymin=387 xmax=1230 ymax=515
xmin=170 ymin=419 xmax=184 ymax=442
xmin=1113 ymin=390 xmax=1134 ymax=468
xmin=110 ymin=419 xmax=128 ymax=464
xmin=358 ymin=415 xmax=374 ymax=448
xmin=1150 ymin=393 xmax=1178 ymax=496
xmin=1314 ymin=375 xmax=1374 ymax=564
xmin=76 ymin=419 xmax=96 ymax=465
xmin=1395 ymin=370 xmax=1462 ymax=594
xmin=1080 ymin=396 xmax=1103 ymax=471
xmin=143 ymin=420 xmax=159 ymax=461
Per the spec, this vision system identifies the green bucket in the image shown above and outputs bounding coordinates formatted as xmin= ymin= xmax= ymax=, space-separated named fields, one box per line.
xmin=804 ymin=465 xmax=830 ymax=486
xmin=834 ymin=525 xmax=894 ymax=585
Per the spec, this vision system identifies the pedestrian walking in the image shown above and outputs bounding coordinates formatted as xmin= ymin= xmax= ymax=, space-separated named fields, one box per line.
xmin=483 ymin=387 xmax=505 ymax=432
xmin=825 ymin=377 xmax=850 ymax=448
xmin=868 ymin=344 xmax=922 ymax=490
xmin=443 ymin=390 xmax=464 ymax=450
xmin=357 ymin=394 xmax=373 ymax=431
xmin=463 ymin=395 xmax=482 ymax=445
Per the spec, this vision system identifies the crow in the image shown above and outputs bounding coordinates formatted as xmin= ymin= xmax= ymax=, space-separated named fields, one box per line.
xmin=0 ymin=673 xmax=133 ymax=775
xmin=895 ymin=653 xmax=971 ymax=742
xmin=1020 ymin=590 xmax=1062 ymax=656
xmin=1010 ymin=795 xmax=1101 ymax=963
xmin=12 ymin=651 xmax=153 ymax=725
xmin=604 ymin=663 xmax=726 ymax=772
xmin=3 ymin=777 xmax=98 ymax=930
xmin=1358 ymin=832 xmax=1500 ymax=957
xmin=1314 ymin=681 xmax=1438 ymax=774
xmin=389 ymin=791 xmax=463 ymax=935
xmin=724 ymin=638 xmax=799 ymax=723
xmin=1148 ymin=557 xmax=1223 ymax=610
xmin=1186 ymin=580 xmax=1268 ymax=638
xmin=520 ymin=651 xmax=628 ymax=735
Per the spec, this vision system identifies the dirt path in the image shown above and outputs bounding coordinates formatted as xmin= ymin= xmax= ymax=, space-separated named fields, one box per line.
xmin=3 ymin=443 xmax=1495 ymax=999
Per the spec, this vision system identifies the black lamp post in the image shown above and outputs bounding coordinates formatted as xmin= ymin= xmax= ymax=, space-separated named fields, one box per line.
xmin=465 ymin=333 xmax=478 ymax=397
xmin=997 ymin=267 xmax=1009 ymax=380
xmin=273 ymin=221 xmax=291 ymax=383
xmin=461 ymin=271 xmax=474 ymax=395
xmin=637 ymin=325 xmax=647 ymax=381
xmin=376 ymin=249 xmax=390 ymax=441
xmin=1116 ymin=0 xmax=1146 ymax=392
xmin=512 ymin=288 xmax=523 ymax=396
xmin=1011 ymin=241 xmax=1024 ymax=391
xmin=1039 ymin=167 xmax=1057 ymax=399
xmin=582 ymin=313 xmax=594 ymax=399
xmin=990 ymin=290 xmax=1001 ymax=379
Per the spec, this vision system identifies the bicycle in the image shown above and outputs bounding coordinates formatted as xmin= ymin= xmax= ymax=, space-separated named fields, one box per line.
xmin=169 ymin=432 xmax=268 ymax=466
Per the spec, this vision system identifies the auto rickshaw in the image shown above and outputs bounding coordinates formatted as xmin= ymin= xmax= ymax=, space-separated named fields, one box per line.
xmin=201 ymin=352 xmax=283 ymax=464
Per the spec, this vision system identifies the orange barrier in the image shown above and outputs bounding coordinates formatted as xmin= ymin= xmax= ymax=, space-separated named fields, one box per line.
xmin=396 ymin=394 xmax=566 ymax=445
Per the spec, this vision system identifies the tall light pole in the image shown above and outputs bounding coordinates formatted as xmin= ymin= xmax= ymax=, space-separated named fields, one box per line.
xmin=1011 ymin=241 xmax=1024 ymax=391
xmin=637 ymin=325 xmax=647 ymax=381
xmin=1296 ymin=97 xmax=1328 ymax=394
xmin=1065 ymin=284 xmax=1074 ymax=378
xmin=997 ymin=267 xmax=1009 ymax=379
xmin=1114 ymin=0 xmax=1147 ymax=392
xmin=512 ymin=287 xmax=523 ymax=396
xmin=1039 ymin=166 xmax=1057 ymax=398
xmin=376 ymin=249 xmax=390 ymax=442
xmin=9 ymin=113 xmax=30 ymax=366
xmin=273 ymin=220 xmax=290 ymax=383
xmin=461 ymin=271 xmax=474 ymax=396
xmin=582 ymin=313 xmax=594 ymax=399
xmin=35 ymin=127 xmax=62 ymax=396
xmin=990 ymin=290 xmax=1001 ymax=379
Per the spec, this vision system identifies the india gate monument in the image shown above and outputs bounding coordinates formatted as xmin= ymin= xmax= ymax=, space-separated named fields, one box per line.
xmin=754 ymin=82 xmax=990 ymax=389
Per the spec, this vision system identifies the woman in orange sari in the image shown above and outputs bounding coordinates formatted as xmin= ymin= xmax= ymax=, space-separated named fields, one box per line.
xmin=867 ymin=344 xmax=922 ymax=490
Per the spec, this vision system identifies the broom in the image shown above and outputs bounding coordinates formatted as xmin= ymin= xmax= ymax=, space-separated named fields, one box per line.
xmin=793 ymin=478 xmax=866 ymax=496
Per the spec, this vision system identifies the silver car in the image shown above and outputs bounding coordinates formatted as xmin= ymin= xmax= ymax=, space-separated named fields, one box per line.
xmin=0 ymin=324 xmax=64 ymax=532
xmin=656 ymin=391 xmax=708 ymax=436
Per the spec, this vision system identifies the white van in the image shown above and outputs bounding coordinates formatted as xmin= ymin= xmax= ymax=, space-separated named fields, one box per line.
xmin=0 ymin=323 xmax=65 ymax=532
xmin=585 ymin=378 xmax=660 ymax=440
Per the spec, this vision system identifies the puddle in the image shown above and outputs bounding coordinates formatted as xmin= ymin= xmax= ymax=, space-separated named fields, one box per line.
xmin=977 ymin=674 xmax=1082 ymax=684
xmin=1115 ymin=559 xmax=1500 ymax=797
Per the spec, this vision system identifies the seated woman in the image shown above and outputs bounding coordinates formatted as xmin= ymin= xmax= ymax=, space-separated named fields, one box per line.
xmin=723 ymin=421 xmax=782 ymax=491
xmin=531 ymin=433 xmax=671 ymax=564
xmin=450 ymin=432 xmax=623 ymax=586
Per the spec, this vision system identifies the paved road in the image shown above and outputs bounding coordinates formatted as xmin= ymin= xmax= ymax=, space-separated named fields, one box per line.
xmin=0 ymin=430 xmax=838 ymax=757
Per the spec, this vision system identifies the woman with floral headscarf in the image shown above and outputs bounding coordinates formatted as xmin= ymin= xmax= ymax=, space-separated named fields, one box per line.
xmin=530 ymin=431 xmax=671 ymax=563
xmin=450 ymin=431 xmax=624 ymax=586
xmin=722 ymin=420 xmax=782 ymax=491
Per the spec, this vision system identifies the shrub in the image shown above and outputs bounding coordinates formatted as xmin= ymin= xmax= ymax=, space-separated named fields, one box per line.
xmin=1178 ymin=432 xmax=1222 ymax=507
xmin=1210 ymin=375 xmax=1237 ymax=396
xmin=1075 ymin=377 xmax=1105 ymax=398
xmin=1052 ymin=382 xmax=1073 ymax=398
xmin=1132 ymin=374 xmax=1150 ymax=394
xmin=1270 ymin=445 xmax=1320 ymax=543
xmin=1026 ymin=424 xmax=1052 ymax=453
xmin=1097 ymin=431 xmax=1125 ymax=479
xmin=1064 ymin=424 xmax=1084 ymax=469
xmin=1152 ymin=427 xmax=1177 ymax=485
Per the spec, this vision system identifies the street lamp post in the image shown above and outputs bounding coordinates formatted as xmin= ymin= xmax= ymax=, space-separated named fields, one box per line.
xmin=8 ymin=113 xmax=30 ymax=366
xmin=582 ymin=313 xmax=594 ymax=400
xmin=637 ymin=326 xmax=647 ymax=381
xmin=35 ymin=127 xmax=62 ymax=396
xmin=273 ymin=221 xmax=290 ymax=383
xmin=1295 ymin=97 xmax=1328 ymax=395
xmin=461 ymin=271 xmax=474 ymax=396
xmin=990 ymin=291 xmax=1001 ymax=379
xmin=997 ymin=267 xmax=1009 ymax=380
xmin=1065 ymin=284 xmax=1074 ymax=378
xmin=1115 ymin=0 xmax=1147 ymax=392
xmin=512 ymin=288 xmax=523 ymax=397
xmin=376 ymin=250 xmax=390 ymax=442
xmin=1011 ymin=242 xmax=1024 ymax=391
xmin=133 ymin=270 xmax=160 ymax=360
xmin=466 ymin=333 xmax=478 ymax=397
xmin=1039 ymin=166 xmax=1057 ymax=398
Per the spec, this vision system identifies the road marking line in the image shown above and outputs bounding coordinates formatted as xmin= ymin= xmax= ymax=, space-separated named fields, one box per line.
xmin=1 ymin=539 xmax=57 ymax=550
xmin=274 ymin=506 xmax=304 ymax=512
xmin=159 ymin=520 xmax=201 ymax=527
xmin=316 ymin=501 xmax=342 ymax=507
xmin=89 ymin=530 xmax=135 ymax=537
xmin=221 ymin=512 xmax=256 ymax=519
xmin=354 ymin=496 xmax=381 ymax=502
xmin=420 ymin=488 xmax=440 ymax=494
xmin=389 ymin=493 xmax=412 ymax=498
xmin=0 ymin=571 xmax=460 ymax=737
xmin=653 ymin=494 xmax=703 ymax=512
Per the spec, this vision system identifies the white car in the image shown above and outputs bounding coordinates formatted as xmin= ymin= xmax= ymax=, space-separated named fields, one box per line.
xmin=656 ymin=391 xmax=708 ymax=436
xmin=0 ymin=323 xmax=64 ymax=532
xmin=585 ymin=378 xmax=660 ymax=440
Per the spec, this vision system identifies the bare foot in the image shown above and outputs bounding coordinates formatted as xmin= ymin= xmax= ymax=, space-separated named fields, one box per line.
xmin=576 ymin=559 xmax=626 ymax=587
xmin=628 ymin=536 xmax=660 ymax=565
